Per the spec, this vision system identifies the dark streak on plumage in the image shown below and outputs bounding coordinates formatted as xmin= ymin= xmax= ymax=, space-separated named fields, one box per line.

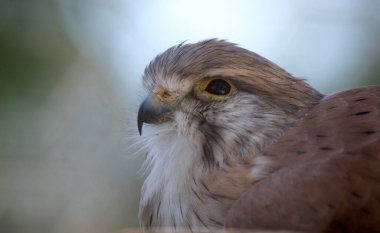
xmin=201 ymin=180 xmax=210 ymax=192
xmin=355 ymin=111 xmax=371 ymax=116
xmin=364 ymin=130 xmax=376 ymax=135
xmin=351 ymin=191 xmax=362 ymax=198
xmin=192 ymin=176 xmax=198 ymax=186
xmin=332 ymin=220 xmax=348 ymax=232
xmin=173 ymin=217 xmax=178 ymax=230
xmin=187 ymin=222 xmax=194 ymax=233
xmin=327 ymin=106 xmax=337 ymax=110
xmin=149 ymin=213 xmax=153 ymax=226
xmin=210 ymin=192 xmax=235 ymax=200
xmin=327 ymin=203 xmax=336 ymax=209
xmin=156 ymin=200 xmax=161 ymax=219
xmin=223 ymin=158 xmax=232 ymax=166
xmin=320 ymin=146 xmax=334 ymax=151
xmin=191 ymin=187 xmax=205 ymax=204
xmin=199 ymin=123 xmax=228 ymax=167
xmin=309 ymin=205 xmax=318 ymax=213
xmin=361 ymin=208 xmax=370 ymax=215
xmin=209 ymin=217 xmax=224 ymax=226
xmin=204 ymin=191 xmax=220 ymax=202
xmin=179 ymin=200 xmax=184 ymax=218
xmin=202 ymin=142 xmax=214 ymax=168
xmin=193 ymin=210 xmax=208 ymax=228
xmin=354 ymin=98 xmax=367 ymax=102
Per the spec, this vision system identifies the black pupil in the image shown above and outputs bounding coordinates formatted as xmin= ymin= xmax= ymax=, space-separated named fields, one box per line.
xmin=205 ymin=79 xmax=231 ymax=95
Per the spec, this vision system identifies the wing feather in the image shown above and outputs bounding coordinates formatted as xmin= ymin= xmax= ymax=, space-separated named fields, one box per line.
xmin=226 ymin=86 xmax=380 ymax=232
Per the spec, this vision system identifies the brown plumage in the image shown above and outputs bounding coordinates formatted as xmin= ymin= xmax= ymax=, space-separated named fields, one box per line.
xmin=226 ymin=86 xmax=380 ymax=232
xmin=136 ymin=39 xmax=380 ymax=232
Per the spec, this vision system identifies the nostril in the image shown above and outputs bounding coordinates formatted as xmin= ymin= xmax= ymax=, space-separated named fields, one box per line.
xmin=163 ymin=91 xmax=170 ymax=98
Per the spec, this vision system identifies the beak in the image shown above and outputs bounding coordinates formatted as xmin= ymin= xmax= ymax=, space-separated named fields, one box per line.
xmin=137 ymin=94 xmax=173 ymax=135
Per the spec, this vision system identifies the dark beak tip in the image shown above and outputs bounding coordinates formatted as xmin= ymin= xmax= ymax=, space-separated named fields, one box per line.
xmin=137 ymin=108 xmax=144 ymax=136
xmin=138 ymin=121 xmax=143 ymax=136
xmin=137 ymin=94 xmax=173 ymax=136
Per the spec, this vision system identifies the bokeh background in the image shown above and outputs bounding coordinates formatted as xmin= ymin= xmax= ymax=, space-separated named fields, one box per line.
xmin=1 ymin=1 xmax=379 ymax=233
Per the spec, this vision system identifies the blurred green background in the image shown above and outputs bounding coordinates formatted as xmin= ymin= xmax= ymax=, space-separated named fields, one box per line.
xmin=0 ymin=1 xmax=379 ymax=233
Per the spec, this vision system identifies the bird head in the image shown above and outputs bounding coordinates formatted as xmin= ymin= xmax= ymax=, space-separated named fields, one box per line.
xmin=137 ymin=39 xmax=322 ymax=167
xmin=137 ymin=39 xmax=325 ymax=229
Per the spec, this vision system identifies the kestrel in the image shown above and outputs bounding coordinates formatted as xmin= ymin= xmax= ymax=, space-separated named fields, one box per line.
xmin=136 ymin=39 xmax=380 ymax=232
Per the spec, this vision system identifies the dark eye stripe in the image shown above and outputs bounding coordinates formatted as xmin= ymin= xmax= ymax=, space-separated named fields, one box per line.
xmin=205 ymin=79 xmax=231 ymax=95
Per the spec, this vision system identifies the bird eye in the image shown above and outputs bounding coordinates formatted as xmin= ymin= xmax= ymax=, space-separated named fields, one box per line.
xmin=204 ymin=79 xmax=232 ymax=95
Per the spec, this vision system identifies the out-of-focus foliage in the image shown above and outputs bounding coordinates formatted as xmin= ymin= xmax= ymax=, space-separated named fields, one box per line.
xmin=0 ymin=1 xmax=379 ymax=233
xmin=0 ymin=1 xmax=142 ymax=233
xmin=0 ymin=0 xmax=74 ymax=101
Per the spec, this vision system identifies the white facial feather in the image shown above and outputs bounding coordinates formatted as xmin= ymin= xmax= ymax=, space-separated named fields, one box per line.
xmin=138 ymin=121 xmax=202 ymax=227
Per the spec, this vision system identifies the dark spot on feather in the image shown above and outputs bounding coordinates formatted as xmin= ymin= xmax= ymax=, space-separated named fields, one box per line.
xmin=355 ymin=111 xmax=370 ymax=116
xmin=310 ymin=206 xmax=318 ymax=213
xmin=327 ymin=106 xmax=337 ymax=110
xmin=351 ymin=191 xmax=362 ymax=198
xmin=252 ymin=114 xmax=265 ymax=119
xmin=354 ymin=98 xmax=367 ymax=102
xmin=361 ymin=208 xmax=370 ymax=215
xmin=320 ymin=146 xmax=334 ymax=151
xmin=332 ymin=220 xmax=348 ymax=232
xmin=363 ymin=130 xmax=376 ymax=135
xmin=296 ymin=150 xmax=306 ymax=155
xmin=328 ymin=203 xmax=336 ymax=209
xmin=316 ymin=134 xmax=327 ymax=138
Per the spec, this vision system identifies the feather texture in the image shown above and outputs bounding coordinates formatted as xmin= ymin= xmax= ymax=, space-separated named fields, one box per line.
xmin=226 ymin=86 xmax=380 ymax=232
xmin=136 ymin=39 xmax=380 ymax=232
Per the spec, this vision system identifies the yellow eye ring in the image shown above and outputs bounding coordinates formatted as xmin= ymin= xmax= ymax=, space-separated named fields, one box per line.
xmin=195 ymin=78 xmax=234 ymax=100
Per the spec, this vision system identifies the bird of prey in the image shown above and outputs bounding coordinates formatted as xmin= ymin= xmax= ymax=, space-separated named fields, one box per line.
xmin=136 ymin=39 xmax=380 ymax=232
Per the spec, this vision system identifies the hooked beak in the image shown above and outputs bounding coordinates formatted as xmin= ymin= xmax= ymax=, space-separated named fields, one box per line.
xmin=137 ymin=95 xmax=173 ymax=135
